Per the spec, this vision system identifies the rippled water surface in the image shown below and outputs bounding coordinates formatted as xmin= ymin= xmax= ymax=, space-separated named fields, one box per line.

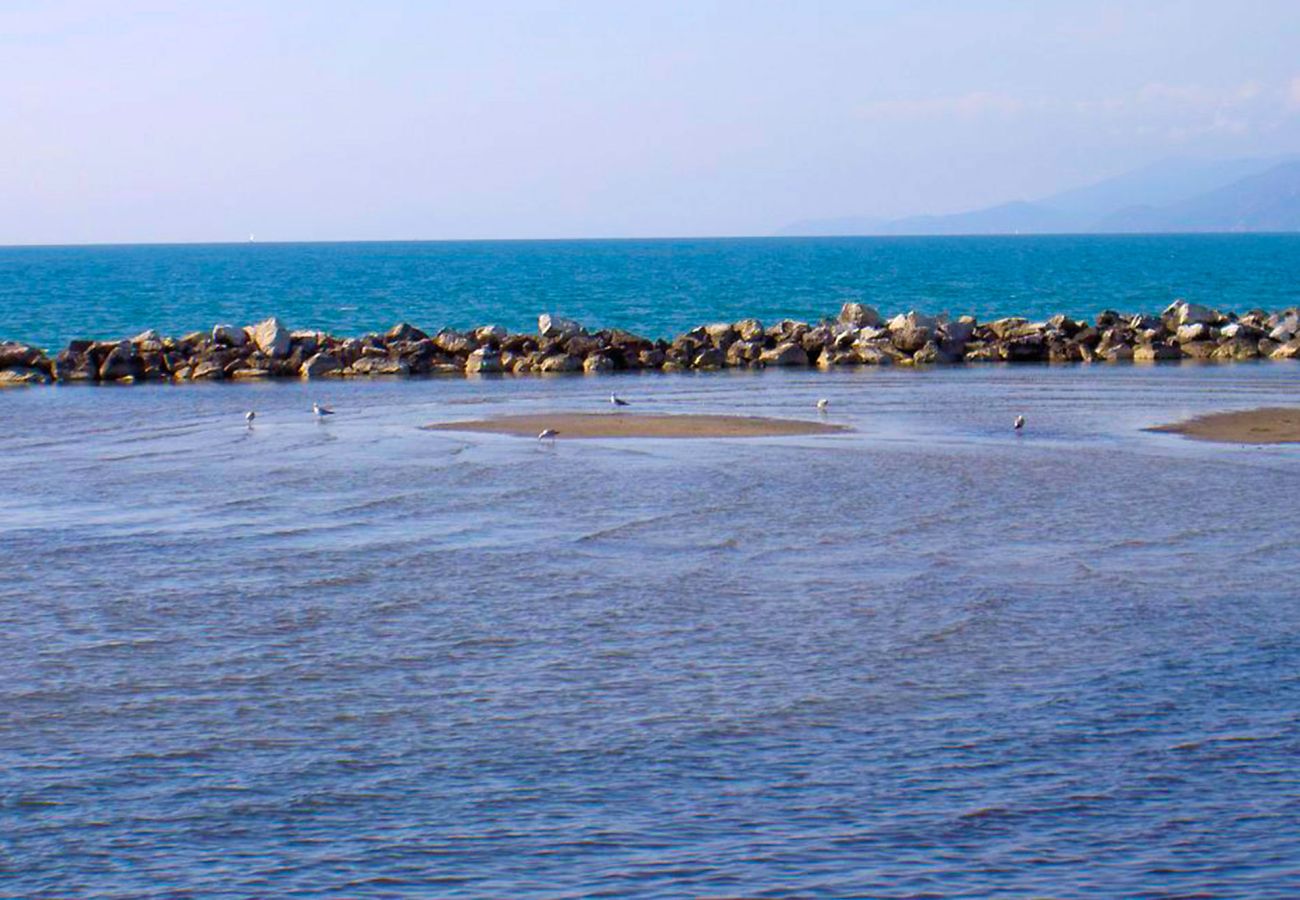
xmin=2 ymin=363 xmax=1299 ymax=897
xmin=4 ymin=234 xmax=1300 ymax=348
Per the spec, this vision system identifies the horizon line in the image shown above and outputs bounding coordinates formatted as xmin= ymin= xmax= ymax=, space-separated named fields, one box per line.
xmin=3 ymin=230 xmax=1300 ymax=250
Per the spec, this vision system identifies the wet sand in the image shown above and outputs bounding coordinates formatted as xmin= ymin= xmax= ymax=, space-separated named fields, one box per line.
xmin=1149 ymin=407 xmax=1300 ymax=444
xmin=424 ymin=412 xmax=847 ymax=439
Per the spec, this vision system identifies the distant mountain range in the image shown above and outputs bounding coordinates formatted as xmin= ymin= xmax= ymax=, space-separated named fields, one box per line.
xmin=780 ymin=155 xmax=1300 ymax=236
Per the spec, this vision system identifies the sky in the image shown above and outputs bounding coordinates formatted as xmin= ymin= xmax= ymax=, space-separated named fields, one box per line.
xmin=2 ymin=0 xmax=1299 ymax=243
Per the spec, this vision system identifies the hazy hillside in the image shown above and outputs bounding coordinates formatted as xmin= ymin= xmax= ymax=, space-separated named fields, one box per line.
xmin=781 ymin=155 xmax=1300 ymax=235
xmin=1097 ymin=161 xmax=1300 ymax=232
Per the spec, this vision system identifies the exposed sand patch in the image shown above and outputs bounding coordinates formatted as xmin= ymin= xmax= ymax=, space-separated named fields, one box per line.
xmin=1148 ymin=407 xmax=1300 ymax=444
xmin=424 ymin=412 xmax=847 ymax=439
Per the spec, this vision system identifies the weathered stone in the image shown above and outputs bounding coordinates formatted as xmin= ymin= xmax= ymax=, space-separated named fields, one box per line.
xmin=1179 ymin=341 xmax=1218 ymax=359
xmin=692 ymin=347 xmax=725 ymax=369
xmin=464 ymin=348 xmax=504 ymax=374
xmin=538 ymin=314 xmax=583 ymax=339
xmin=912 ymin=340 xmax=957 ymax=364
xmin=583 ymin=353 xmax=615 ymax=373
xmin=386 ymin=322 xmax=428 ymax=343
xmin=838 ymin=302 xmax=881 ymax=328
xmin=1134 ymin=342 xmax=1181 ymax=361
xmin=1100 ymin=343 xmax=1134 ymax=362
xmin=987 ymin=317 xmax=1028 ymax=340
xmin=1214 ymin=338 xmax=1260 ymax=360
xmin=474 ymin=324 xmax=508 ymax=344
xmin=637 ymin=348 xmax=666 ymax=369
xmin=1269 ymin=338 xmax=1300 ymax=360
xmin=854 ymin=342 xmax=899 ymax=365
xmin=758 ymin=342 xmax=809 ymax=366
xmin=191 ymin=359 xmax=226 ymax=379
xmin=349 ymin=356 xmax=410 ymax=376
xmin=1176 ymin=322 xmax=1213 ymax=343
xmin=98 ymin=343 xmax=140 ymax=381
xmin=940 ymin=317 xmax=976 ymax=346
xmin=247 ymin=317 xmax=292 ymax=358
xmin=1163 ymin=299 xmax=1220 ymax=326
xmin=539 ymin=353 xmax=582 ymax=373
xmin=734 ymin=318 xmax=765 ymax=342
xmin=212 ymin=323 xmax=248 ymax=347
xmin=703 ymin=323 xmax=736 ymax=347
xmin=0 ymin=366 xmax=51 ymax=385
xmin=999 ymin=337 xmax=1046 ymax=362
xmin=433 ymin=330 xmax=477 ymax=355
xmin=888 ymin=311 xmax=935 ymax=352
xmin=1220 ymin=322 xmax=1265 ymax=341
xmin=300 ymin=352 xmax=343 ymax=378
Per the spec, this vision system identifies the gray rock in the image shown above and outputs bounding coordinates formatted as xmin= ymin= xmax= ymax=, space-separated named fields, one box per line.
xmin=1176 ymin=322 xmax=1213 ymax=343
xmin=838 ymin=302 xmax=881 ymax=328
xmin=538 ymin=314 xmax=583 ymax=339
xmin=300 ymin=352 xmax=343 ymax=378
xmin=539 ymin=353 xmax=582 ymax=373
xmin=0 ymin=366 xmax=51 ymax=385
xmin=248 ymin=317 xmax=292 ymax=358
xmin=734 ymin=318 xmax=765 ymax=342
xmin=465 ymin=348 xmax=504 ymax=374
xmin=758 ymin=342 xmax=809 ymax=366
xmin=1163 ymin=299 xmax=1220 ymax=326
xmin=583 ymin=353 xmax=615 ymax=373
xmin=212 ymin=323 xmax=248 ymax=347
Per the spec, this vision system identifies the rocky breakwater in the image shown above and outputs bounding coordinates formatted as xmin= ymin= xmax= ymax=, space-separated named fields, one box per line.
xmin=2 ymin=303 xmax=1299 ymax=387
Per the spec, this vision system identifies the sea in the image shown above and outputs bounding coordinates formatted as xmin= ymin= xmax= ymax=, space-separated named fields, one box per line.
xmin=2 ymin=236 xmax=1299 ymax=898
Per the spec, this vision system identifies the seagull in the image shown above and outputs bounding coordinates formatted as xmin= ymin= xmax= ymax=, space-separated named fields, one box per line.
xmin=1014 ymin=414 xmax=1025 ymax=431
xmin=610 ymin=393 xmax=629 ymax=407
xmin=537 ymin=428 xmax=559 ymax=442
xmin=313 ymin=402 xmax=334 ymax=418
xmin=245 ymin=410 xmax=256 ymax=425
xmin=816 ymin=398 xmax=829 ymax=411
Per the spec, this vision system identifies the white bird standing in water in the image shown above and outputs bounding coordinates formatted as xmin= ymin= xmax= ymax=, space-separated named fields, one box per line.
xmin=816 ymin=398 xmax=829 ymax=411
xmin=245 ymin=410 xmax=256 ymax=426
xmin=313 ymin=402 xmax=334 ymax=418
xmin=538 ymin=428 xmax=559 ymax=442
xmin=1014 ymin=414 xmax=1025 ymax=431
xmin=609 ymin=393 xmax=629 ymax=407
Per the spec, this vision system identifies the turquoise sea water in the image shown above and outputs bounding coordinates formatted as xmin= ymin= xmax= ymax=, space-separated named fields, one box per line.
xmin=3 ymin=235 xmax=1299 ymax=348
xmin=3 ymin=236 xmax=1300 ymax=897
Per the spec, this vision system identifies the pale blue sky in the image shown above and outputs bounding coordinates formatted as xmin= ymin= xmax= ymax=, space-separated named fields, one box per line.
xmin=2 ymin=1 xmax=1298 ymax=243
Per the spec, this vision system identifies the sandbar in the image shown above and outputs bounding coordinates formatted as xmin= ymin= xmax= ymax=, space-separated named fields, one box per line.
xmin=424 ymin=412 xmax=847 ymax=439
xmin=1148 ymin=407 xmax=1300 ymax=444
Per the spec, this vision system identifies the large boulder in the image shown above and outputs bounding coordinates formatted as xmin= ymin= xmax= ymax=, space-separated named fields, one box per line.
xmin=1176 ymin=322 xmax=1213 ymax=343
xmin=434 ymin=330 xmax=477 ymax=355
xmin=97 ymin=342 xmax=140 ymax=381
xmin=1163 ymin=299 xmax=1220 ymax=326
xmin=838 ymin=302 xmax=881 ymax=328
xmin=212 ymin=323 xmax=248 ymax=347
xmin=300 ymin=352 xmax=343 ymax=378
xmin=1269 ymin=338 xmax=1300 ymax=360
xmin=703 ymin=323 xmax=736 ymax=348
xmin=758 ymin=342 xmax=809 ymax=366
xmin=464 ymin=348 xmax=503 ymax=374
xmin=385 ymin=322 xmax=428 ymax=343
xmin=247 ymin=317 xmax=291 ymax=358
xmin=734 ymin=318 xmax=765 ymax=342
xmin=1134 ymin=342 xmax=1181 ymax=361
xmin=583 ymin=353 xmax=615 ymax=373
xmin=539 ymin=353 xmax=582 ymax=373
xmin=0 ymin=342 xmax=48 ymax=371
xmin=538 ymin=314 xmax=583 ymax=339
xmin=887 ymin=311 xmax=936 ymax=352
xmin=0 ymin=366 xmax=50 ymax=385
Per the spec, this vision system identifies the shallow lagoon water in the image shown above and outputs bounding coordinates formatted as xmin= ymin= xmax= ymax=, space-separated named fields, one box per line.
xmin=2 ymin=362 xmax=1299 ymax=898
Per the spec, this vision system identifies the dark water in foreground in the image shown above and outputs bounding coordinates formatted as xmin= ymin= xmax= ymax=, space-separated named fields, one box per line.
xmin=3 ymin=234 xmax=1300 ymax=348
xmin=2 ymin=363 xmax=1299 ymax=897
